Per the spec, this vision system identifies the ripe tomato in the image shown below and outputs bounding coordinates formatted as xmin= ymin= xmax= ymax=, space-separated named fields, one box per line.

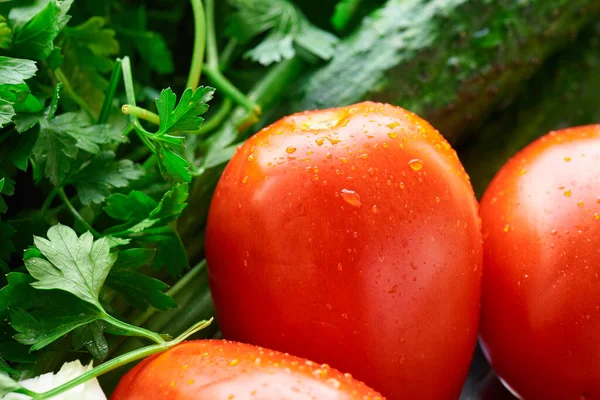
xmin=205 ymin=101 xmax=482 ymax=399
xmin=479 ymin=125 xmax=600 ymax=399
xmin=111 ymin=340 xmax=382 ymax=399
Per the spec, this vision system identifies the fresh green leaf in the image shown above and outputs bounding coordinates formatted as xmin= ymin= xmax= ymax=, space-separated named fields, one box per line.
xmin=9 ymin=0 xmax=72 ymax=61
xmin=0 ymin=57 xmax=37 ymax=85
xmin=157 ymin=144 xmax=191 ymax=183
xmin=0 ymin=358 xmax=18 ymax=375
xmin=155 ymin=87 xmax=214 ymax=135
xmin=103 ymin=190 xmax=157 ymax=223
xmin=0 ymin=98 xmax=15 ymax=128
xmin=60 ymin=16 xmax=120 ymax=113
xmin=69 ymin=151 xmax=144 ymax=205
xmin=106 ymin=248 xmax=176 ymax=311
xmin=149 ymin=87 xmax=214 ymax=182
xmin=72 ymin=320 xmax=107 ymax=360
xmin=32 ymin=109 xmax=124 ymax=185
xmin=10 ymin=303 xmax=100 ymax=351
xmin=226 ymin=0 xmax=339 ymax=65
xmin=126 ymin=183 xmax=188 ymax=234
xmin=25 ymin=224 xmax=117 ymax=309
xmin=142 ymin=232 xmax=189 ymax=277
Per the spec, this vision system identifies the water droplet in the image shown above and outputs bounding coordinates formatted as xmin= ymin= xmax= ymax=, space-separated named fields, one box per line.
xmin=315 ymin=138 xmax=325 ymax=146
xmin=312 ymin=369 xmax=327 ymax=378
xmin=564 ymin=189 xmax=572 ymax=197
xmin=243 ymin=260 xmax=248 ymax=267
xmin=551 ymin=229 xmax=558 ymax=235
xmin=564 ymin=156 xmax=571 ymax=162
xmin=358 ymin=153 xmax=368 ymax=159
xmin=408 ymin=159 xmax=423 ymax=171
xmin=242 ymin=176 xmax=248 ymax=184
xmin=353 ymin=232 xmax=358 ymax=238
xmin=435 ymin=196 xmax=441 ymax=203
xmin=229 ymin=359 xmax=240 ymax=366
xmin=339 ymin=158 xmax=349 ymax=163
xmin=286 ymin=146 xmax=296 ymax=154
xmin=519 ymin=168 xmax=527 ymax=175
xmin=341 ymin=313 xmax=349 ymax=320
xmin=387 ymin=132 xmax=397 ymax=139
xmin=326 ymin=378 xmax=341 ymax=389
xmin=371 ymin=205 xmax=378 ymax=214
xmin=337 ymin=263 xmax=343 ymax=271
xmin=595 ymin=213 xmax=600 ymax=220
xmin=387 ymin=284 xmax=398 ymax=294
xmin=340 ymin=189 xmax=361 ymax=208
xmin=578 ymin=201 xmax=584 ymax=207
xmin=504 ymin=224 xmax=511 ymax=232
xmin=247 ymin=154 xmax=254 ymax=161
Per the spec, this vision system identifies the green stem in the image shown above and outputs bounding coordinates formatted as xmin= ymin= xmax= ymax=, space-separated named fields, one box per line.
xmin=30 ymin=319 xmax=212 ymax=400
xmin=53 ymin=69 xmax=95 ymax=120
xmin=187 ymin=0 xmax=206 ymax=89
xmin=194 ymin=98 xmax=232 ymax=135
xmin=204 ymin=66 xmax=261 ymax=115
xmin=98 ymin=60 xmax=122 ymax=124
xmin=122 ymin=104 xmax=160 ymax=125
xmin=102 ymin=313 xmax=165 ymax=344
xmin=219 ymin=38 xmax=238 ymax=70
xmin=205 ymin=0 xmax=218 ymax=70
xmin=40 ymin=188 xmax=58 ymax=216
xmin=120 ymin=57 xmax=157 ymax=152
xmin=57 ymin=188 xmax=100 ymax=237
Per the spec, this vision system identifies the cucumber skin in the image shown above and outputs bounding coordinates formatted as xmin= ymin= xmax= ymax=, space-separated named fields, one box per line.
xmin=460 ymin=22 xmax=600 ymax=197
xmin=292 ymin=0 xmax=600 ymax=142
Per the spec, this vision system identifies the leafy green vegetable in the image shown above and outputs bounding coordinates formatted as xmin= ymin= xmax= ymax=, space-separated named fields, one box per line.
xmin=9 ymin=0 xmax=73 ymax=61
xmin=25 ymin=224 xmax=116 ymax=309
xmin=227 ymin=0 xmax=338 ymax=65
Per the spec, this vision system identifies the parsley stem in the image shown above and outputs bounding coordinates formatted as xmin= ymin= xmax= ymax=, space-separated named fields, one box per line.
xmin=30 ymin=319 xmax=212 ymax=400
xmin=203 ymin=66 xmax=261 ymax=115
xmin=101 ymin=313 xmax=165 ymax=344
xmin=205 ymin=0 xmax=218 ymax=70
xmin=187 ymin=0 xmax=206 ymax=90
xmin=57 ymin=189 xmax=100 ymax=237
xmin=121 ymin=104 xmax=160 ymax=125
xmin=40 ymin=188 xmax=59 ymax=217
xmin=98 ymin=59 xmax=122 ymax=124
xmin=219 ymin=38 xmax=238 ymax=70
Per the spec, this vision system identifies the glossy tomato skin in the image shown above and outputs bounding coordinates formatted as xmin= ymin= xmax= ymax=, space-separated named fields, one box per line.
xmin=480 ymin=125 xmax=600 ymax=399
xmin=111 ymin=340 xmax=382 ymax=400
xmin=206 ymin=102 xmax=482 ymax=399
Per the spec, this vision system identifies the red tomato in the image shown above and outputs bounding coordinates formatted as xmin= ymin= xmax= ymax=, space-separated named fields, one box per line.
xmin=205 ymin=102 xmax=482 ymax=399
xmin=479 ymin=125 xmax=600 ymax=399
xmin=111 ymin=340 xmax=382 ymax=399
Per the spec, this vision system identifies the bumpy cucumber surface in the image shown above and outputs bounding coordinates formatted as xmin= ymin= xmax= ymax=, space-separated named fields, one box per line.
xmin=460 ymin=22 xmax=600 ymax=196
xmin=293 ymin=0 xmax=600 ymax=142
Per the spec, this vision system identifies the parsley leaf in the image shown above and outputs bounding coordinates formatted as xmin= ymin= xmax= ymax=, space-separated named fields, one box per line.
xmin=25 ymin=224 xmax=116 ymax=309
xmin=30 ymin=85 xmax=125 ymax=186
xmin=0 ymin=57 xmax=37 ymax=86
xmin=0 ymin=56 xmax=38 ymax=127
xmin=145 ymin=87 xmax=214 ymax=183
xmin=105 ymin=248 xmax=177 ymax=311
xmin=68 ymin=151 xmax=144 ymax=205
xmin=105 ymin=183 xmax=188 ymax=235
xmin=9 ymin=0 xmax=73 ymax=61
xmin=60 ymin=16 xmax=120 ymax=113
xmin=227 ymin=0 xmax=338 ymax=65
xmin=72 ymin=321 xmax=108 ymax=360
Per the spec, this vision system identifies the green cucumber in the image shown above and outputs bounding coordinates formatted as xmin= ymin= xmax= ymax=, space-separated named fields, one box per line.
xmin=460 ymin=22 xmax=600 ymax=197
xmin=292 ymin=0 xmax=600 ymax=142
